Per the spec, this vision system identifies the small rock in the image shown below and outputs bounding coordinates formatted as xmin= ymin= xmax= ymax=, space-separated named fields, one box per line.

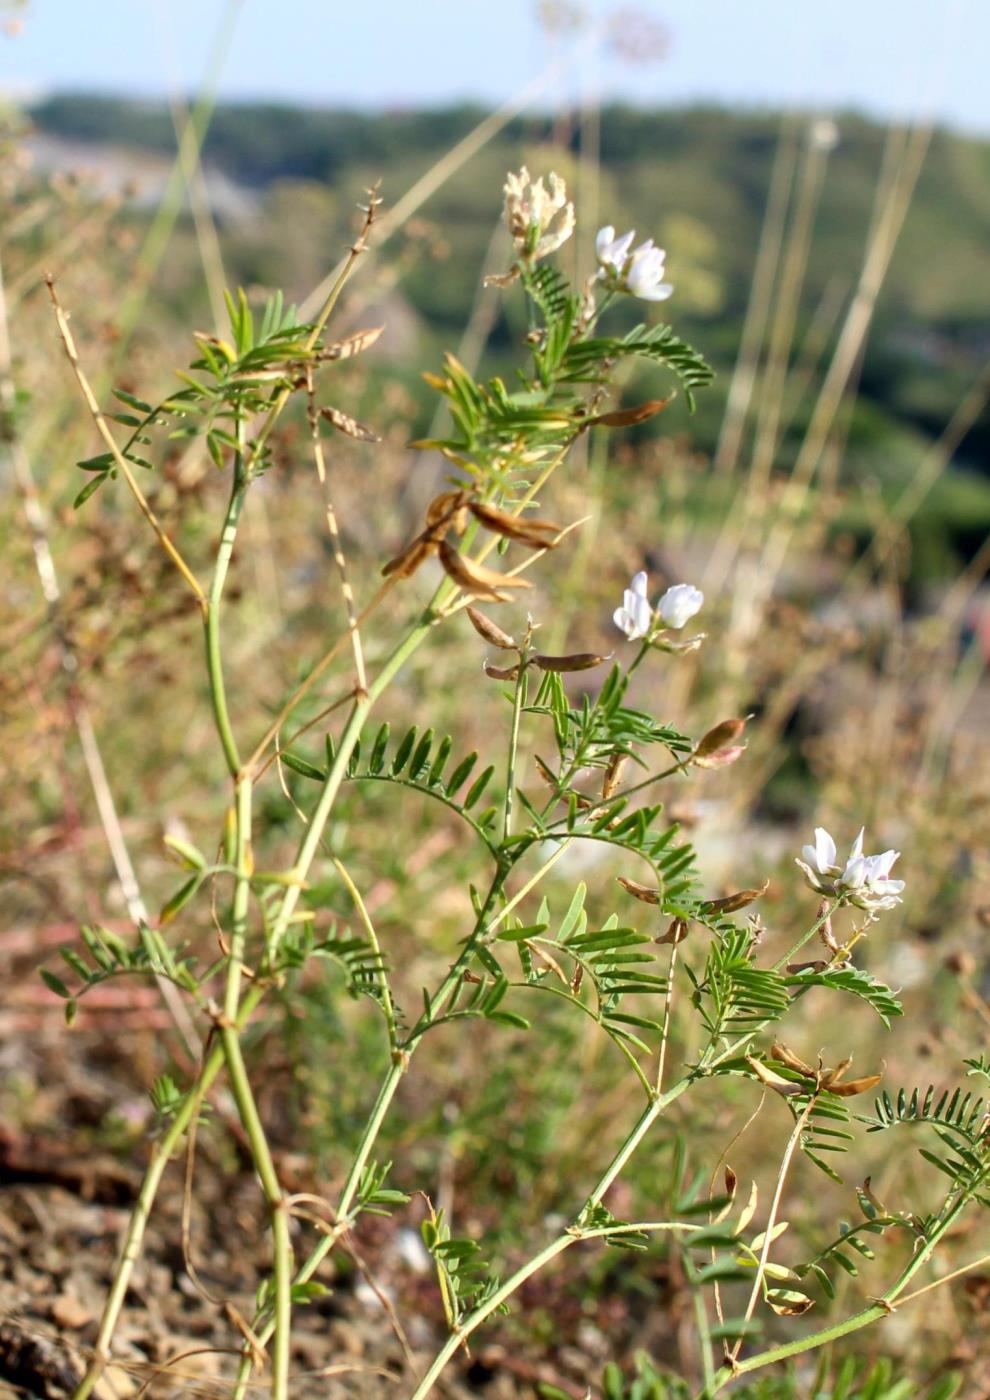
xmin=52 ymin=1292 xmax=93 ymax=1329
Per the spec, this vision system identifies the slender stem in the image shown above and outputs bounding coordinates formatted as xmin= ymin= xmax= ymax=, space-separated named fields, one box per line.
xmin=656 ymin=941 xmax=680 ymax=1096
xmin=71 ymin=984 xmax=264 ymax=1400
xmin=728 ymin=1098 xmax=815 ymax=1365
xmin=332 ymin=856 xmax=398 ymax=1050
xmin=502 ymin=655 xmax=529 ymax=841
xmin=206 ymin=465 xmax=247 ymax=776
xmin=702 ymin=1201 xmax=969 ymax=1397
xmin=773 ymin=900 xmax=839 ymax=971
xmin=47 ymin=278 xmax=206 ymax=608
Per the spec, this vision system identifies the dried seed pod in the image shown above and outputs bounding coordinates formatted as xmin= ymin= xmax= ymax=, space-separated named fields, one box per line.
xmin=617 ymin=876 xmax=660 ymax=905
xmin=320 ymin=406 xmax=380 ymax=442
xmin=770 ymin=1041 xmax=815 ymax=1078
xmin=426 ymin=489 xmax=470 ymax=528
xmin=601 ymin=751 xmax=628 ymax=800
xmin=657 ymin=917 xmax=690 ymax=945
xmin=468 ymin=500 xmax=563 ymax=549
xmin=534 ymin=755 xmax=559 ymax=787
xmin=694 ymin=717 xmax=748 ymax=758
xmin=438 ymin=540 xmax=532 ymax=601
xmin=466 ymin=607 xmax=518 ymax=650
xmin=828 ymin=1072 xmax=883 ymax=1098
xmin=382 ymin=533 xmax=439 ymax=579
xmin=700 ymin=880 xmax=769 ymax=914
xmin=584 ymin=397 xmax=670 ymax=429
xmin=483 ymin=661 xmax=521 ymax=681
xmin=534 ymin=651 xmax=608 ymax=673
xmin=320 ymin=325 xmax=384 ymax=360
xmin=746 ymin=1056 xmax=803 ymax=1096
xmin=693 ymin=744 xmax=746 ymax=770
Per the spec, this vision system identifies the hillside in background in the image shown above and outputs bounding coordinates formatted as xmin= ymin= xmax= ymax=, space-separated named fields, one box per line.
xmin=22 ymin=93 xmax=990 ymax=572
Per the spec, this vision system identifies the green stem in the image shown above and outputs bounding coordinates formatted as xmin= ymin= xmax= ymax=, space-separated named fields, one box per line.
xmin=205 ymin=467 xmax=247 ymax=777
xmin=502 ymin=656 xmax=529 ymax=841
xmin=71 ymin=984 xmax=265 ymax=1400
xmin=701 ymin=1201 xmax=969 ymax=1397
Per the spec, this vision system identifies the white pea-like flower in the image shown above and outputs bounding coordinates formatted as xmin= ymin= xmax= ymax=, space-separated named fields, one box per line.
xmin=795 ymin=827 xmax=905 ymax=912
xmin=613 ymin=570 xmax=653 ymax=640
xmin=656 ymin=583 xmax=704 ymax=629
xmin=595 ymin=225 xmax=673 ymax=302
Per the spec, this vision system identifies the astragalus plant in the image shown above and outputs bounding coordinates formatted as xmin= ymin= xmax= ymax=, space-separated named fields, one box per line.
xmin=46 ymin=169 xmax=989 ymax=1400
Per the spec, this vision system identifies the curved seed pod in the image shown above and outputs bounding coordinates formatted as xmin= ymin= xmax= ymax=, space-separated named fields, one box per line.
xmin=426 ymin=488 xmax=471 ymax=528
xmin=319 ymin=325 xmax=384 ymax=360
xmin=829 ymin=1072 xmax=883 ymax=1098
xmin=534 ymin=651 xmax=609 ymax=673
xmin=584 ymin=397 xmax=670 ymax=429
xmin=468 ymin=500 xmax=563 ymax=549
xmin=770 ymin=1041 xmax=815 ymax=1077
xmin=483 ymin=661 xmax=521 ymax=681
xmin=657 ymin=917 xmax=689 ymax=945
xmin=320 ymin=405 xmax=380 ymax=442
xmin=466 ymin=607 xmax=517 ymax=650
xmin=382 ymin=533 xmax=439 ymax=579
xmin=694 ymin=717 xmax=748 ymax=758
xmin=617 ymin=876 xmax=661 ymax=905
xmin=700 ymin=880 xmax=769 ymax=914
xmin=438 ymin=540 xmax=532 ymax=600
xmin=746 ymin=1056 xmax=803 ymax=1097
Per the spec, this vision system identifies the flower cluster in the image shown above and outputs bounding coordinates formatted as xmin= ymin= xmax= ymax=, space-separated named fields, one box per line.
xmin=502 ymin=166 xmax=575 ymax=262
xmin=596 ymin=226 xmax=673 ymax=302
xmin=613 ymin=571 xmax=703 ymax=640
xmin=795 ymin=827 xmax=905 ymax=913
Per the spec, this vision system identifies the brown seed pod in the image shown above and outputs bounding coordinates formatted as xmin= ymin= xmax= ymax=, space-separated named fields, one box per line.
xmin=693 ymin=744 xmax=747 ymax=770
xmin=828 ymin=1072 xmax=883 ymax=1098
xmin=657 ymin=917 xmax=690 ymax=946
xmin=584 ymin=397 xmax=671 ymax=429
xmin=617 ymin=876 xmax=661 ymax=905
xmin=320 ymin=406 xmax=380 ymax=442
xmin=466 ymin=607 xmax=518 ymax=650
xmin=483 ymin=661 xmax=521 ymax=681
xmin=700 ymin=880 xmax=769 ymax=914
xmin=381 ymin=533 xmax=439 ymax=579
xmin=601 ymin=751 xmax=628 ymax=800
xmin=468 ymin=500 xmax=563 ymax=549
xmin=426 ymin=489 xmax=471 ymax=528
xmin=746 ymin=1056 xmax=803 ymax=1096
xmin=770 ymin=1041 xmax=815 ymax=1078
xmin=437 ymin=540 xmax=532 ymax=600
xmin=319 ymin=325 xmax=384 ymax=360
xmin=534 ymin=651 xmax=609 ymax=673
xmin=694 ymin=717 xmax=748 ymax=758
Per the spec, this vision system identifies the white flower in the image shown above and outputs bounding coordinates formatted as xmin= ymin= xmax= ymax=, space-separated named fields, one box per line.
xmin=596 ymin=225 xmax=637 ymax=273
xmin=595 ymin=225 xmax=673 ymax=302
xmin=656 ymin=583 xmax=703 ymax=630
xmin=795 ymin=826 xmax=905 ymax=913
xmin=613 ymin=570 xmax=653 ymax=640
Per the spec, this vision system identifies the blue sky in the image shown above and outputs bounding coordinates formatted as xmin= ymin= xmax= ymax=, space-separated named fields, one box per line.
xmin=3 ymin=0 xmax=988 ymax=135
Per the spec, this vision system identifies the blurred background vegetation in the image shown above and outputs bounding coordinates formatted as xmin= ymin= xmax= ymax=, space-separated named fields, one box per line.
xmin=2 ymin=13 xmax=990 ymax=1396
